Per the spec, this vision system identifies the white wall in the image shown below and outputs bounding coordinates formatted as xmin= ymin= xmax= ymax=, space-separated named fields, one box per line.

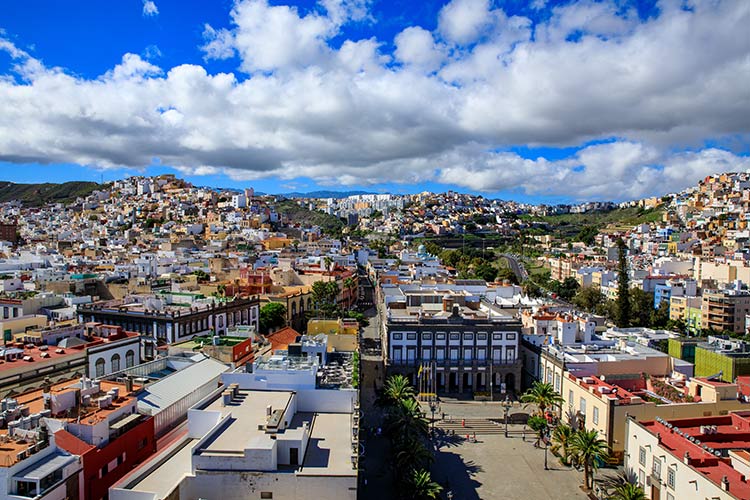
xmin=296 ymin=389 xmax=356 ymax=413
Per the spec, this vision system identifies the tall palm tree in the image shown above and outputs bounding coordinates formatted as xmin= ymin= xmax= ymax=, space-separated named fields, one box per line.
xmin=569 ymin=429 xmax=610 ymax=490
xmin=388 ymin=397 xmax=429 ymax=440
xmin=520 ymin=381 xmax=564 ymax=416
xmin=607 ymin=483 xmax=646 ymax=500
xmin=394 ymin=437 xmax=433 ymax=471
xmin=382 ymin=374 xmax=417 ymax=406
xmin=401 ymin=469 xmax=443 ymax=500
xmin=343 ymin=276 xmax=356 ymax=308
xmin=323 ymin=256 xmax=333 ymax=272
xmin=550 ymin=423 xmax=575 ymax=465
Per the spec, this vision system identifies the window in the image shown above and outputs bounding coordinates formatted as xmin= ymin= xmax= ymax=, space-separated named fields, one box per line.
xmin=261 ymin=493 xmax=273 ymax=499
xmin=450 ymin=333 xmax=460 ymax=340
xmin=436 ymin=348 xmax=445 ymax=360
xmin=95 ymin=358 xmax=105 ymax=378
xmin=393 ymin=333 xmax=403 ymax=341
xmin=652 ymin=457 xmax=661 ymax=480
xmin=422 ymin=348 xmax=432 ymax=360
xmin=477 ymin=333 xmax=487 ymax=341
xmin=137 ymin=438 xmax=148 ymax=450
xmin=463 ymin=348 xmax=472 ymax=361
xmin=554 ymin=374 xmax=561 ymax=392
xmin=667 ymin=494 xmax=674 ymax=500
xmin=111 ymin=354 xmax=121 ymax=373
xmin=639 ymin=446 xmax=646 ymax=466
xmin=422 ymin=333 xmax=432 ymax=341
xmin=592 ymin=406 xmax=599 ymax=425
xmin=126 ymin=350 xmax=135 ymax=368
xmin=568 ymin=390 xmax=574 ymax=408
xmin=493 ymin=333 xmax=503 ymax=341
xmin=100 ymin=464 xmax=108 ymax=478
xmin=407 ymin=332 xmax=417 ymax=340
xmin=638 ymin=469 xmax=645 ymax=488
xmin=506 ymin=333 xmax=516 ymax=340
xmin=463 ymin=333 xmax=474 ymax=341
xmin=2 ymin=307 xmax=7 ymax=319
xmin=436 ymin=333 xmax=446 ymax=340
xmin=667 ymin=467 xmax=675 ymax=489
xmin=579 ymin=397 xmax=586 ymax=415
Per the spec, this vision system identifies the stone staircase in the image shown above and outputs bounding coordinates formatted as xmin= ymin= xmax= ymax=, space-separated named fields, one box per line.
xmin=434 ymin=418 xmax=506 ymax=435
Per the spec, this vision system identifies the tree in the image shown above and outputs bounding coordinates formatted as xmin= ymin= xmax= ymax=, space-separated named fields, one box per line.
xmin=520 ymin=381 xmax=564 ymax=416
xmin=527 ymin=415 xmax=549 ymax=447
xmin=550 ymin=423 xmax=575 ymax=466
xmin=629 ymin=288 xmax=654 ymax=327
xmin=569 ymin=429 xmax=610 ymax=490
xmin=343 ymin=276 xmax=357 ymax=308
xmin=650 ymin=299 xmax=670 ymax=328
xmin=558 ymin=277 xmax=581 ymax=301
xmin=573 ymin=286 xmax=605 ymax=313
xmin=259 ymin=302 xmax=287 ymax=333
xmin=401 ymin=469 xmax=443 ymax=500
xmin=381 ymin=374 xmax=416 ymax=406
xmin=387 ymin=397 xmax=429 ymax=441
xmin=394 ymin=437 xmax=433 ymax=470
xmin=607 ymin=482 xmax=646 ymax=500
xmin=323 ymin=256 xmax=333 ymax=272
xmin=615 ymin=238 xmax=630 ymax=327
xmin=311 ymin=280 xmax=340 ymax=319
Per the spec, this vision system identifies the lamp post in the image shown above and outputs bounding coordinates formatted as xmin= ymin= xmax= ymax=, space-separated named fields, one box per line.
xmin=447 ymin=491 xmax=453 ymax=500
xmin=501 ymin=395 xmax=512 ymax=438
xmin=543 ymin=428 xmax=550 ymax=471
xmin=430 ymin=401 xmax=437 ymax=438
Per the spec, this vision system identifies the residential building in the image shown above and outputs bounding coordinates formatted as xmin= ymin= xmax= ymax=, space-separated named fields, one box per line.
xmin=702 ymin=286 xmax=750 ymax=334
xmin=625 ymin=411 xmax=750 ymax=499
xmin=694 ymin=336 xmax=750 ymax=382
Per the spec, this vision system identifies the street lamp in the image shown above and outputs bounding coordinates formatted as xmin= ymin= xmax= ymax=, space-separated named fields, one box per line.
xmin=430 ymin=401 xmax=437 ymax=438
xmin=501 ymin=395 xmax=512 ymax=438
xmin=543 ymin=428 xmax=550 ymax=471
xmin=447 ymin=491 xmax=453 ymax=500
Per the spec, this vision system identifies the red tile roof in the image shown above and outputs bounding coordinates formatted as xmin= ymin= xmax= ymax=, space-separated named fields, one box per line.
xmin=266 ymin=326 xmax=301 ymax=351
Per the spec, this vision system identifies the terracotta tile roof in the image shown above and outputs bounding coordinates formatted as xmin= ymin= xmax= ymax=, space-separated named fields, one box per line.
xmin=266 ymin=326 xmax=301 ymax=351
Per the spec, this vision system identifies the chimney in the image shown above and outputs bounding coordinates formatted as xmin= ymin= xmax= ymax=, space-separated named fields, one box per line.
xmin=722 ymin=476 xmax=730 ymax=492
xmin=125 ymin=377 xmax=134 ymax=394
xmin=683 ymin=451 xmax=690 ymax=465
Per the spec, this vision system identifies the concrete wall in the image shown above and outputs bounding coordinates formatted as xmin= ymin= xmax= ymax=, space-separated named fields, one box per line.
xmin=181 ymin=470 xmax=356 ymax=500
xmin=296 ymin=389 xmax=356 ymax=413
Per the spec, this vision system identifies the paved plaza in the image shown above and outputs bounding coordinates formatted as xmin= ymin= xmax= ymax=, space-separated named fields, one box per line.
xmin=431 ymin=430 xmax=590 ymax=500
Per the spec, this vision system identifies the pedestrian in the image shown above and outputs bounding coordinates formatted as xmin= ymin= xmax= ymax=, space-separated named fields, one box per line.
xmin=473 ymin=432 xmax=476 ymax=442
xmin=462 ymin=418 xmax=465 ymax=427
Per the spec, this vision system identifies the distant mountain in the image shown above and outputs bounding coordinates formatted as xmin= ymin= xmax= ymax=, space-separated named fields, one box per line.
xmin=281 ymin=190 xmax=376 ymax=199
xmin=0 ymin=181 xmax=101 ymax=206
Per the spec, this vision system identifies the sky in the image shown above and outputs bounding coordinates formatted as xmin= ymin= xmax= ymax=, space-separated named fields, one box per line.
xmin=1 ymin=0 xmax=749 ymax=203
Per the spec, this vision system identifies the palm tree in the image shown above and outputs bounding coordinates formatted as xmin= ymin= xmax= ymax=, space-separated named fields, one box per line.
xmin=607 ymin=483 xmax=646 ymax=500
xmin=569 ymin=429 xmax=610 ymax=490
xmin=394 ymin=437 xmax=433 ymax=471
xmin=550 ymin=423 xmax=574 ymax=465
xmin=323 ymin=256 xmax=333 ymax=272
xmin=520 ymin=381 xmax=564 ymax=416
xmin=388 ymin=397 xmax=429 ymax=440
xmin=343 ymin=276 xmax=356 ymax=308
xmin=401 ymin=469 xmax=443 ymax=500
xmin=382 ymin=374 xmax=416 ymax=406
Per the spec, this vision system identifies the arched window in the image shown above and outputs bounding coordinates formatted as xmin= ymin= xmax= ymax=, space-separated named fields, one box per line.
xmin=291 ymin=302 xmax=297 ymax=317
xmin=111 ymin=354 xmax=121 ymax=373
xmin=95 ymin=358 xmax=105 ymax=378
xmin=307 ymin=298 xmax=312 ymax=310
xmin=126 ymin=350 xmax=135 ymax=368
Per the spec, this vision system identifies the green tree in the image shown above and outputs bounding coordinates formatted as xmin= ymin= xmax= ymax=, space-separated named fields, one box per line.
xmin=527 ymin=415 xmax=549 ymax=447
xmin=569 ymin=429 xmax=610 ymax=490
xmin=394 ymin=437 xmax=433 ymax=471
xmin=629 ymin=288 xmax=654 ymax=327
xmin=558 ymin=277 xmax=581 ymax=301
xmin=573 ymin=286 xmax=605 ymax=313
xmin=381 ymin=374 xmax=416 ymax=406
xmin=607 ymin=483 xmax=647 ymax=500
xmin=615 ymin=238 xmax=630 ymax=327
xmin=311 ymin=280 xmax=340 ymax=319
xmin=520 ymin=381 xmax=564 ymax=416
xmin=651 ymin=300 xmax=670 ymax=328
xmin=550 ymin=423 xmax=575 ymax=466
xmin=401 ymin=469 xmax=443 ymax=500
xmin=387 ymin=397 xmax=429 ymax=441
xmin=259 ymin=302 xmax=287 ymax=334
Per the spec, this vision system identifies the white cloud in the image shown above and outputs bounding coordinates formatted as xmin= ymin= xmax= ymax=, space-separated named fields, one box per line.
xmin=438 ymin=0 xmax=493 ymax=46
xmin=1 ymin=0 xmax=749 ymax=201
xmin=394 ymin=27 xmax=444 ymax=71
xmin=142 ymin=0 xmax=159 ymax=17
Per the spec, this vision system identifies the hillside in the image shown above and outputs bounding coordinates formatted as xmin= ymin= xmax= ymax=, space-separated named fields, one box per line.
xmin=521 ymin=206 xmax=665 ymax=241
xmin=0 ymin=181 xmax=101 ymax=206
xmin=274 ymin=200 xmax=345 ymax=235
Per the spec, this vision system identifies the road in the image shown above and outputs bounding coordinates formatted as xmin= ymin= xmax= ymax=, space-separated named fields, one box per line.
xmin=500 ymin=253 xmax=528 ymax=282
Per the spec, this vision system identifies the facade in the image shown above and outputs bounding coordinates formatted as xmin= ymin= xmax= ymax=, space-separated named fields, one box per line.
xmin=384 ymin=297 xmax=522 ymax=395
xmin=78 ymin=295 xmax=260 ymax=346
xmin=702 ymin=288 xmax=750 ymax=334
xmin=694 ymin=336 xmax=750 ymax=382
xmin=625 ymin=412 xmax=750 ymax=499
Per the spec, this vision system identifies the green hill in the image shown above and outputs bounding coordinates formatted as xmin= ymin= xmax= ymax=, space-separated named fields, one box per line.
xmin=274 ymin=200 xmax=345 ymax=235
xmin=0 ymin=181 xmax=101 ymax=206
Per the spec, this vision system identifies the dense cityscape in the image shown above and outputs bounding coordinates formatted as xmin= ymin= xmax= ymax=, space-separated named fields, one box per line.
xmin=0 ymin=170 xmax=748 ymax=499
xmin=2 ymin=0 xmax=750 ymax=499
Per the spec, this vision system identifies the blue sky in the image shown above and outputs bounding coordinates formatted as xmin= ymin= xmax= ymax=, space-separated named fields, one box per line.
xmin=1 ymin=0 xmax=749 ymax=202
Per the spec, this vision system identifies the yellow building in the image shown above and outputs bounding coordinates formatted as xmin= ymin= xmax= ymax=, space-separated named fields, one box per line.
xmin=307 ymin=318 xmax=359 ymax=351
xmin=0 ymin=315 xmax=48 ymax=337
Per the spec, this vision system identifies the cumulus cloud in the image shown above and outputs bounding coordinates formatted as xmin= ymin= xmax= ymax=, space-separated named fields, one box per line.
xmin=142 ymin=0 xmax=159 ymax=17
xmin=1 ymin=0 xmax=750 ymax=201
